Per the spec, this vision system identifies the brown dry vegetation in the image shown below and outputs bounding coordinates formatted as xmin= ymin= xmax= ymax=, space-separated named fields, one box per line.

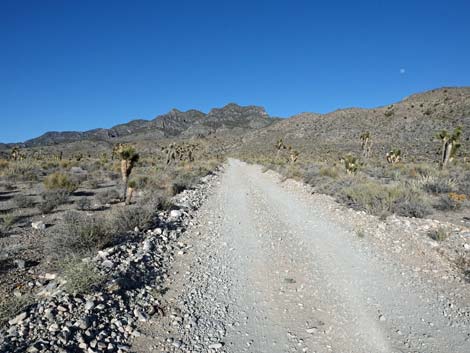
xmin=0 ymin=139 xmax=222 ymax=319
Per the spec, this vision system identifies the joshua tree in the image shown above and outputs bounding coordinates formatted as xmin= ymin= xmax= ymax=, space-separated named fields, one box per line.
xmin=275 ymin=138 xmax=287 ymax=157
xmin=386 ymin=149 xmax=401 ymax=164
xmin=165 ymin=143 xmax=177 ymax=166
xmin=437 ymin=127 xmax=462 ymax=168
xmin=10 ymin=146 xmax=25 ymax=161
xmin=289 ymin=147 xmax=299 ymax=164
xmin=360 ymin=132 xmax=372 ymax=159
xmin=112 ymin=143 xmax=124 ymax=160
xmin=341 ymin=154 xmax=360 ymax=174
xmin=116 ymin=144 xmax=140 ymax=201
xmin=126 ymin=180 xmax=137 ymax=205
xmin=74 ymin=153 xmax=83 ymax=161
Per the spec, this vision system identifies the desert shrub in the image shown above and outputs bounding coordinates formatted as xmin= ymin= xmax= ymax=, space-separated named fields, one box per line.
xmin=142 ymin=192 xmax=173 ymax=211
xmin=456 ymin=255 xmax=470 ymax=281
xmin=38 ymin=189 xmax=69 ymax=214
xmin=47 ymin=211 xmax=114 ymax=259
xmin=0 ymin=294 xmax=33 ymax=325
xmin=5 ymin=161 xmax=39 ymax=181
xmin=415 ymin=175 xmax=457 ymax=194
xmin=407 ymin=163 xmax=436 ymax=178
xmin=0 ymin=159 xmax=9 ymax=170
xmin=457 ymin=173 xmax=470 ymax=195
xmin=86 ymin=178 xmax=99 ymax=189
xmin=429 ymin=227 xmax=450 ymax=241
xmin=319 ymin=166 xmax=339 ymax=178
xmin=436 ymin=193 xmax=466 ymax=211
xmin=96 ymin=189 xmax=120 ymax=204
xmin=60 ymin=259 xmax=104 ymax=294
xmin=340 ymin=182 xmax=431 ymax=218
xmin=340 ymin=182 xmax=396 ymax=216
xmin=76 ymin=197 xmax=92 ymax=211
xmin=391 ymin=189 xmax=433 ymax=218
xmin=281 ymin=164 xmax=304 ymax=181
xmin=111 ymin=205 xmax=154 ymax=233
xmin=44 ymin=172 xmax=78 ymax=193
xmin=13 ymin=194 xmax=34 ymax=208
xmin=108 ymin=171 xmax=120 ymax=181
xmin=135 ymin=175 xmax=150 ymax=189
xmin=170 ymin=174 xmax=198 ymax=195
xmin=41 ymin=160 xmax=60 ymax=170
xmin=1 ymin=213 xmax=17 ymax=233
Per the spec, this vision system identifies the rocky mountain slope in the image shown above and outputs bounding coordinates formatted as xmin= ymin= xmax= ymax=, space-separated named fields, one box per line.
xmin=18 ymin=104 xmax=276 ymax=148
xmin=240 ymin=87 xmax=470 ymax=161
xmin=2 ymin=87 xmax=470 ymax=162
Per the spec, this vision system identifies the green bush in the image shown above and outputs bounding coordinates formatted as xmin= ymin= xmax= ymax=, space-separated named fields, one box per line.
xmin=43 ymin=172 xmax=78 ymax=193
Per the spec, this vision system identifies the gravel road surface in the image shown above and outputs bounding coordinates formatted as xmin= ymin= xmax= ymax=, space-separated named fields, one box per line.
xmin=134 ymin=159 xmax=470 ymax=353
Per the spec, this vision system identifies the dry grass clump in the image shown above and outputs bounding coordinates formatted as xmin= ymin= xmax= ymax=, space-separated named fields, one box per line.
xmin=13 ymin=194 xmax=35 ymax=209
xmin=0 ymin=294 xmax=33 ymax=326
xmin=1 ymin=213 xmax=18 ymax=234
xmin=43 ymin=172 xmax=78 ymax=193
xmin=110 ymin=204 xmax=155 ymax=233
xmin=3 ymin=160 xmax=40 ymax=181
xmin=96 ymin=189 xmax=120 ymax=205
xmin=436 ymin=193 xmax=468 ymax=211
xmin=428 ymin=227 xmax=450 ymax=241
xmin=340 ymin=181 xmax=432 ymax=218
xmin=38 ymin=189 xmax=70 ymax=214
xmin=46 ymin=211 xmax=115 ymax=261
xmin=60 ymin=259 xmax=104 ymax=294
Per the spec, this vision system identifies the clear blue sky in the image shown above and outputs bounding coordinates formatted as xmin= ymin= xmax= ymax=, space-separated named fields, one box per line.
xmin=1 ymin=0 xmax=469 ymax=142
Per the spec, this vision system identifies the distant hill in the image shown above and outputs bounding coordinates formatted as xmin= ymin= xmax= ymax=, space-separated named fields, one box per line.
xmin=2 ymin=87 xmax=469 ymax=163
xmin=239 ymin=87 xmax=470 ymax=161
xmin=18 ymin=103 xmax=276 ymax=147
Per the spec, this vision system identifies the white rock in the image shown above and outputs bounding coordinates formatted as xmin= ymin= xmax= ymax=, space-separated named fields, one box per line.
xmin=170 ymin=210 xmax=182 ymax=219
xmin=464 ymin=243 xmax=470 ymax=250
xmin=209 ymin=343 xmax=223 ymax=349
xmin=9 ymin=312 xmax=27 ymax=325
xmin=31 ymin=221 xmax=46 ymax=230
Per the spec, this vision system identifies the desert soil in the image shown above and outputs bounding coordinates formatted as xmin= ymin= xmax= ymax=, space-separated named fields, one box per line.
xmin=133 ymin=159 xmax=470 ymax=353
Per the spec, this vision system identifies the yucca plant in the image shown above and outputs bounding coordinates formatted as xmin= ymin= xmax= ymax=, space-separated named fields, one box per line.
xmin=116 ymin=144 xmax=139 ymax=201
xmin=360 ymin=132 xmax=372 ymax=159
xmin=289 ymin=149 xmax=299 ymax=164
xmin=275 ymin=138 xmax=287 ymax=157
xmin=126 ymin=180 xmax=137 ymax=205
xmin=10 ymin=146 xmax=25 ymax=161
xmin=386 ymin=148 xmax=401 ymax=164
xmin=437 ymin=127 xmax=462 ymax=168
xmin=341 ymin=154 xmax=360 ymax=174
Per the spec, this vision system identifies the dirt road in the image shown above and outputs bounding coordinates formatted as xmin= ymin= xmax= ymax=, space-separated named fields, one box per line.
xmin=134 ymin=159 xmax=470 ymax=353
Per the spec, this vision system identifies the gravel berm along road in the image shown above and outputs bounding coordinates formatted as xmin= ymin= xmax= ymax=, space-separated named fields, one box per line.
xmin=133 ymin=159 xmax=470 ymax=353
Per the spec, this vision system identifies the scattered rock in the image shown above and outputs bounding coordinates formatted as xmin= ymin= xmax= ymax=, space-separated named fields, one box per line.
xmin=9 ymin=312 xmax=27 ymax=325
xmin=170 ymin=210 xmax=182 ymax=219
xmin=13 ymin=259 xmax=26 ymax=270
xmin=31 ymin=221 xmax=46 ymax=230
